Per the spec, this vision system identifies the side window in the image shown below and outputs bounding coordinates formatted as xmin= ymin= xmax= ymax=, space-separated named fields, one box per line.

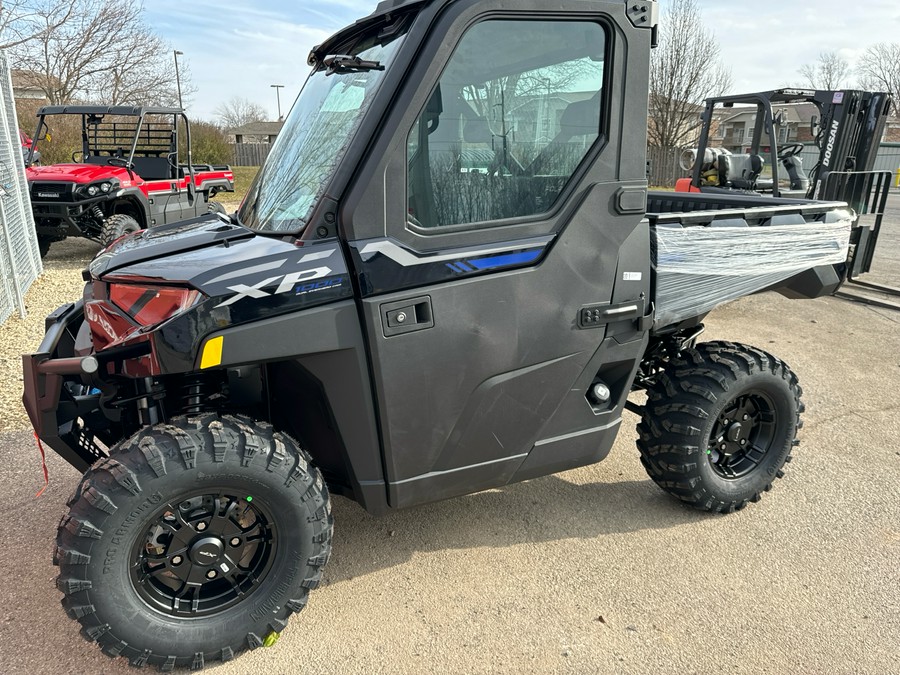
xmin=407 ymin=19 xmax=606 ymax=229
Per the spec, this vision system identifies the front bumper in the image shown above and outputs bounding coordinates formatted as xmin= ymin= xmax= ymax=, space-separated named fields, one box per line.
xmin=22 ymin=300 xmax=147 ymax=472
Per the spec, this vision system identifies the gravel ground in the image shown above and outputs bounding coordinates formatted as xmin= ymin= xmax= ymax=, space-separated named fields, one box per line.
xmin=0 ymin=237 xmax=99 ymax=431
xmin=0 ymin=198 xmax=242 ymax=432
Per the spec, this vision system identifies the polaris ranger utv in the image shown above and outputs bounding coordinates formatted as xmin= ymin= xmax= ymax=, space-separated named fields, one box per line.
xmin=23 ymin=0 xmax=858 ymax=669
xmin=25 ymin=106 xmax=235 ymax=257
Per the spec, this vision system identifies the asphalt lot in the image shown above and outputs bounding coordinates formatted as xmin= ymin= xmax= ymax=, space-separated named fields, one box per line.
xmin=0 ymin=195 xmax=898 ymax=674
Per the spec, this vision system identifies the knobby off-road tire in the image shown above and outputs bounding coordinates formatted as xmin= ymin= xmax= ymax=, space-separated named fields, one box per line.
xmin=37 ymin=234 xmax=52 ymax=258
xmin=100 ymin=213 xmax=141 ymax=247
xmin=637 ymin=341 xmax=803 ymax=513
xmin=207 ymin=200 xmax=227 ymax=216
xmin=54 ymin=415 xmax=333 ymax=670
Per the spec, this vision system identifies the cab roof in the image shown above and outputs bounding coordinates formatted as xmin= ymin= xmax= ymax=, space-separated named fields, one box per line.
xmin=37 ymin=105 xmax=184 ymax=117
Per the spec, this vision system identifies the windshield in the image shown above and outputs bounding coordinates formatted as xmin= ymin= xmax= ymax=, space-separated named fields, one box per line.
xmin=238 ymin=33 xmax=406 ymax=233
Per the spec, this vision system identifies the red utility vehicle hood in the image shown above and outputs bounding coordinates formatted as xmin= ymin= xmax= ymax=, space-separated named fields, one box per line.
xmin=26 ymin=163 xmax=132 ymax=184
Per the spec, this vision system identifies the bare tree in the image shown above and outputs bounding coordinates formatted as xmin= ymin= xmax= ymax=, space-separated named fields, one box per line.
xmin=214 ymin=97 xmax=269 ymax=130
xmin=7 ymin=0 xmax=188 ymax=106
xmin=799 ymin=51 xmax=851 ymax=90
xmin=0 ymin=0 xmax=75 ymax=50
xmin=648 ymin=0 xmax=732 ymax=148
xmin=856 ymin=43 xmax=900 ymax=97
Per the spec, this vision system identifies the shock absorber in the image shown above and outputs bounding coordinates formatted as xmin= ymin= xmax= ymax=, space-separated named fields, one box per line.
xmin=179 ymin=373 xmax=226 ymax=415
xmin=91 ymin=205 xmax=105 ymax=222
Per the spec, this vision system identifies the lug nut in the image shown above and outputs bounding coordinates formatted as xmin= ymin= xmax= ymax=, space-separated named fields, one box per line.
xmin=740 ymin=440 xmax=747 ymax=446
xmin=206 ymin=570 xmax=217 ymax=579
xmin=230 ymin=537 xmax=241 ymax=547
xmin=720 ymin=444 xmax=727 ymax=450
xmin=743 ymin=414 xmax=749 ymax=421
xmin=196 ymin=522 xmax=207 ymax=532
xmin=171 ymin=555 xmax=183 ymax=566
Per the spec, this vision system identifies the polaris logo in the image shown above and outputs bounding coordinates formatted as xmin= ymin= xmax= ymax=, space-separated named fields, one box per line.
xmin=214 ymin=250 xmax=337 ymax=308
xmin=822 ymin=120 xmax=840 ymax=168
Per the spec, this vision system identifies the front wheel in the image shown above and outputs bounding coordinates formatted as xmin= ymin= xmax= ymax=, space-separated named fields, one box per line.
xmin=207 ymin=200 xmax=227 ymax=216
xmin=54 ymin=415 xmax=332 ymax=670
xmin=37 ymin=234 xmax=53 ymax=258
xmin=100 ymin=213 xmax=141 ymax=247
xmin=637 ymin=341 xmax=803 ymax=513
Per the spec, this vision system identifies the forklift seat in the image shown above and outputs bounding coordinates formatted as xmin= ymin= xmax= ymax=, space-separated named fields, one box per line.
xmin=718 ymin=153 xmax=764 ymax=190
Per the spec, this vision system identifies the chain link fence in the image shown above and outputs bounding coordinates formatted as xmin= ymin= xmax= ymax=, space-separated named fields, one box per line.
xmin=0 ymin=51 xmax=42 ymax=324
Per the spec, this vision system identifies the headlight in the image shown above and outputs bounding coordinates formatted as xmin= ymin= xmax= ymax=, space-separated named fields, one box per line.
xmin=87 ymin=185 xmax=99 ymax=196
xmin=109 ymin=283 xmax=203 ymax=326
xmin=100 ymin=182 xmax=111 ymax=193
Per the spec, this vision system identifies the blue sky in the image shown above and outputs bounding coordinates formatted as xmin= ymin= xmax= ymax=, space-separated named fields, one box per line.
xmin=143 ymin=0 xmax=900 ymax=123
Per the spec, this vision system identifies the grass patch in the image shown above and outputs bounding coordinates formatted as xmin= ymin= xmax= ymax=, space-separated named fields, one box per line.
xmin=216 ymin=166 xmax=259 ymax=207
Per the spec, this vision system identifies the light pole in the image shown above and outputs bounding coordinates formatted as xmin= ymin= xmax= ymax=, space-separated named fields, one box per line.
xmin=271 ymin=84 xmax=285 ymax=121
xmin=173 ymin=50 xmax=184 ymax=109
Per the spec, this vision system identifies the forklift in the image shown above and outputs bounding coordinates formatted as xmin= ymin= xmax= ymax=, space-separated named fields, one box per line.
xmin=675 ymin=88 xmax=898 ymax=310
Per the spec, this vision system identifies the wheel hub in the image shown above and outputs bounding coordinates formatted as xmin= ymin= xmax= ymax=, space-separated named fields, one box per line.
xmin=707 ymin=391 xmax=777 ymax=479
xmin=725 ymin=421 xmax=743 ymax=443
xmin=189 ymin=537 xmax=225 ymax=566
xmin=131 ymin=491 xmax=275 ymax=617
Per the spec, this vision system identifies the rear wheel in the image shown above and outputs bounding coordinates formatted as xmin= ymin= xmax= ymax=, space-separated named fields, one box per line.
xmin=100 ymin=213 xmax=141 ymax=247
xmin=54 ymin=415 xmax=332 ymax=670
xmin=637 ymin=341 xmax=803 ymax=513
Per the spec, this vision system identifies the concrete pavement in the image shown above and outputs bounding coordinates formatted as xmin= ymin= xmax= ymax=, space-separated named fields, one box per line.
xmin=1 ymin=200 xmax=898 ymax=674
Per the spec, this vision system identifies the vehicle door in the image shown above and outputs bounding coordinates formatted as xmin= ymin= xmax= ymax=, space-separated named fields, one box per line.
xmin=343 ymin=0 xmax=654 ymax=508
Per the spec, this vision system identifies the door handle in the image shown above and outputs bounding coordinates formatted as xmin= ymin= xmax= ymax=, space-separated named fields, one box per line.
xmin=381 ymin=296 xmax=434 ymax=337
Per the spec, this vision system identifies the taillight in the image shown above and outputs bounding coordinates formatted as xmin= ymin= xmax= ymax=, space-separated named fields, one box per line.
xmin=109 ymin=284 xmax=202 ymax=326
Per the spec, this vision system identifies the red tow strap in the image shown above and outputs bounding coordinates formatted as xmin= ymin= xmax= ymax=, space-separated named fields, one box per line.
xmin=33 ymin=432 xmax=50 ymax=497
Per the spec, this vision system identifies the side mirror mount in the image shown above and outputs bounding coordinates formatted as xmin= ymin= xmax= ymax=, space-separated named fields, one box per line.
xmin=810 ymin=115 xmax=819 ymax=135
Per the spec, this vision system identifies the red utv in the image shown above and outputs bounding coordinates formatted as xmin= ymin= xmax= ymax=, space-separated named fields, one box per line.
xmin=25 ymin=106 xmax=234 ymax=257
xmin=19 ymin=129 xmax=41 ymax=166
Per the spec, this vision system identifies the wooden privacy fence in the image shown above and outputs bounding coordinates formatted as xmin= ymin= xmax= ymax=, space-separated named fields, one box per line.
xmin=647 ymin=145 xmax=687 ymax=188
xmin=231 ymin=143 xmax=271 ymax=167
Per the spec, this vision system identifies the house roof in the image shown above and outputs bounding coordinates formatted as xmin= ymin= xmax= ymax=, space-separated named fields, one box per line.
xmin=229 ymin=121 xmax=285 ymax=136
xmin=11 ymin=69 xmax=62 ymax=91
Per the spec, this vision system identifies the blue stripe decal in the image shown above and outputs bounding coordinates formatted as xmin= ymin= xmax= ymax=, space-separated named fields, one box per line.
xmin=465 ymin=249 xmax=542 ymax=270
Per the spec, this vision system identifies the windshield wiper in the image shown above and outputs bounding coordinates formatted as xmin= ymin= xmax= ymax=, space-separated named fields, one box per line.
xmin=323 ymin=54 xmax=385 ymax=75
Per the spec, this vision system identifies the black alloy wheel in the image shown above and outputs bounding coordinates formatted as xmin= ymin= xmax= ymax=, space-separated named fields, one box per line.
xmin=706 ymin=391 xmax=777 ymax=479
xmin=131 ymin=491 xmax=276 ymax=618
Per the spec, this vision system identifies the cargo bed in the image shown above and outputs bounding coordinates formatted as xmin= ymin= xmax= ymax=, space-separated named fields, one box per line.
xmin=646 ymin=191 xmax=855 ymax=329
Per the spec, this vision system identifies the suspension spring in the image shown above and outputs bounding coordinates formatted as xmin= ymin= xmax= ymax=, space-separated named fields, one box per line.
xmin=91 ymin=205 xmax=104 ymax=221
xmin=180 ymin=374 xmax=224 ymax=415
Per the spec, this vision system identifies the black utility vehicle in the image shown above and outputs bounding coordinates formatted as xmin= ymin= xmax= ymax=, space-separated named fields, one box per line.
xmin=24 ymin=0 xmax=860 ymax=669
xmin=25 ymin=106 xmax=234 ymax=256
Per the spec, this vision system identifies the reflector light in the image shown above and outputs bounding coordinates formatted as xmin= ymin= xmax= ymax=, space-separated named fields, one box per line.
xmin=109 ymin=284 xmax=202 ymax=326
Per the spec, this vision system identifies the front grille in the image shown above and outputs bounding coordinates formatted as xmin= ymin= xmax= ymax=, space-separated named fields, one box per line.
xmin=31 ymin=182 xmax=74 ymax=201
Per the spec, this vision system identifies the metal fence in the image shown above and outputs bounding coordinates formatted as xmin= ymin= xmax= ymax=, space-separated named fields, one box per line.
xmin=0 ymin=51 xmax=42 ymax=324
xmin=231 ymin=143 xmax=271 ymax=167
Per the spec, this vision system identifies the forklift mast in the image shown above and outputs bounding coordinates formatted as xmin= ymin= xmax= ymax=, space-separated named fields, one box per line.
xmin=806 ymin=89 xmax=892 ymax=203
